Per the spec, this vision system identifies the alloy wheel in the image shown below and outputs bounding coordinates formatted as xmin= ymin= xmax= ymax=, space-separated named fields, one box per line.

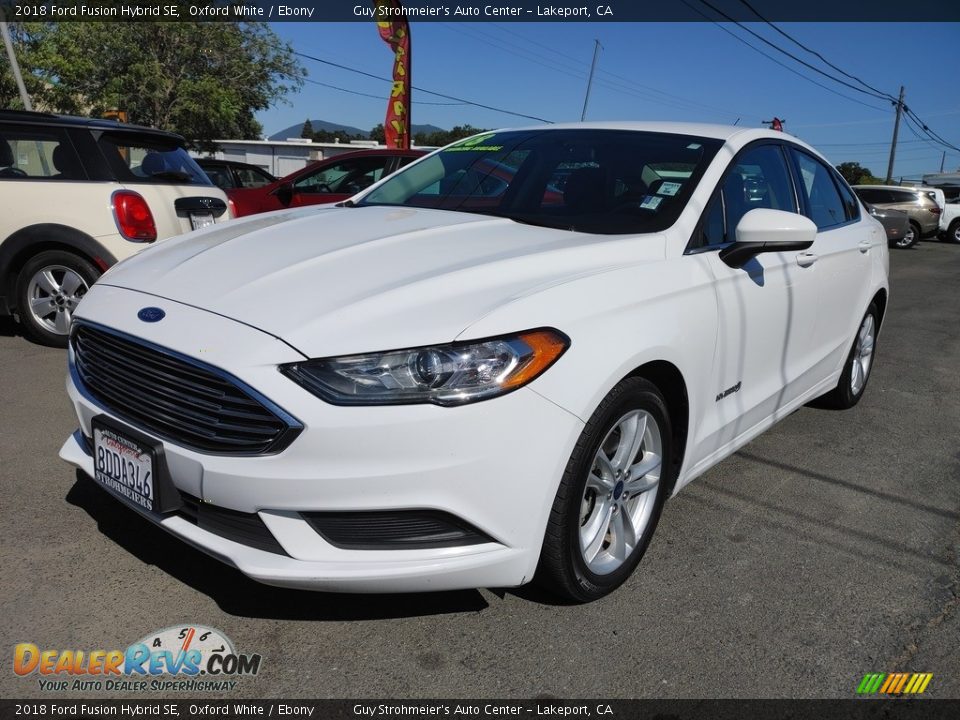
xmin=579 ymin=409 xmax=662 ymax=575
xmin=26 ymin=265 xmax=89 ymax=335
xmin=850 ymin=314 xmax=875 ymax=396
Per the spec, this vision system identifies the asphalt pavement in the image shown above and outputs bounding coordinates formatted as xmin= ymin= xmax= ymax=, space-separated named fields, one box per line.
xmin=1 ymin=241 xmax=957 ymax=700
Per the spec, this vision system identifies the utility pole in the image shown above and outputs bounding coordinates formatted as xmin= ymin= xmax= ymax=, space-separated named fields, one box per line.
xmin=580 ymin=39 xmax=602 ymax=121
xmin=885 ymin=85 xmax=905 ymax=184
xmin=0 ymin=20 xmax=32 ymax=110
xmin=940 ymin=151 xmax=946 ymax=173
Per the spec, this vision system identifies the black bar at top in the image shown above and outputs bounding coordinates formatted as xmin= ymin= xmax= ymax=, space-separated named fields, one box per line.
xmin=1 ymin=0 xmax=958 ymax=22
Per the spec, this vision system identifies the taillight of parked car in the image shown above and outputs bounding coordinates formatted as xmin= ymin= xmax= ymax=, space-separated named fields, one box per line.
xmin=112 ymin=191 xmax=157 ymax=242
xmin=227 ymin=197 xmax=238 ymax=219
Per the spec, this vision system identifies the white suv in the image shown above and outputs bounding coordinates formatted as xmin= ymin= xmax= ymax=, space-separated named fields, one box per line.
xmin=0 ymin=110 xmax=232 ymax=346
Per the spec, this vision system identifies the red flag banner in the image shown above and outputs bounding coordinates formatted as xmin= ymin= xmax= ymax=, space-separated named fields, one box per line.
xmin=374 ymin=1 xmax=411 ymax=149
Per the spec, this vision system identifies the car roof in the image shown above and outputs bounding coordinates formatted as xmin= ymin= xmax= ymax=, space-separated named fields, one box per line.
xmin=498 ymin=120 xmax=793 ymax=143
xmin=853 ymin=184 xmax=927 ymax=192
xmin=0 ymin=109 xmax=185 ymax=142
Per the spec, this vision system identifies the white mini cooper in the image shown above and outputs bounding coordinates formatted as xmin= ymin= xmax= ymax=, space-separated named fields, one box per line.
xmin=0 ymin=110 xmax=231 ymax=347
xmin=60 ymin=123 xmax=889 ymax=602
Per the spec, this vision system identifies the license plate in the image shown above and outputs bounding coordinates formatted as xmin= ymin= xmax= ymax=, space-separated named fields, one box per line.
xmin=92 ymin=422 xmax=156 ymax=513
xmin=189 ymin=212 xmax=215 ymax=230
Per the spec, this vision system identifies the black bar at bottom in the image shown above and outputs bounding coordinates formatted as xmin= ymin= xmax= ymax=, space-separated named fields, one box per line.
xmin=2 ymin=699 xmax=960 ymax=720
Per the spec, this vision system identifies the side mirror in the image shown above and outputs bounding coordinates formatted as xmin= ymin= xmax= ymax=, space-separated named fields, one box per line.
xmin=719 ymin=208 xmax=816 ymax=269
xmin=275 ymin=182 xmax=294 ymax=207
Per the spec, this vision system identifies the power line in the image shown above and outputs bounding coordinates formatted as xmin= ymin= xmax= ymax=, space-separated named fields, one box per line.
xmin=695 ymin=0 xmax=890 ymax=103
xmin=471 ymin=23 xmax=747 ymax=120
xmin=678 ymin=0 xmax=888 ymax=113
xmin=902 ymin=110 xmax=960 ymax=154
xmin=297 ymin=74 xmax=465 ymax=106
xmin=732 ymin=0 xmax=959 ymax=155
xmin=292 ymin=50 xmax=554 ymax=124
xmin=903 ymin=107 xmax=960 ymax=153
xmin=735 ymin=0 xmax=894 ymax=101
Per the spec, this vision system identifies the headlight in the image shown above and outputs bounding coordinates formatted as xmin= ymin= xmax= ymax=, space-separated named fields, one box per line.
xmin=280 ymin=328 xmax=569 ymax=406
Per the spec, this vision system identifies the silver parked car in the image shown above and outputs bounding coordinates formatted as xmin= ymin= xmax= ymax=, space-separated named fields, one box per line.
xmin=864 ymin=203 xmax=911 ymax=248
xmin=853 ymin=185 xmax=942 ymax=249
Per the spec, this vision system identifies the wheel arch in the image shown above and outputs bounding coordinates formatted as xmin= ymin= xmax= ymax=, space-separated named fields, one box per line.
xmin=871 ymin=287 xmax=888 ymax=330
xmin=625 ymin=359 xmax=689 ymax=497
xmin=0 ymin=224 xmax=117 ymax=315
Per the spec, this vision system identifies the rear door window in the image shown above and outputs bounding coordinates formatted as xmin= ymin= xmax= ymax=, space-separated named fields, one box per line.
xmin=890 ymin=190 xmax=922 ymax=204
xmin=791 ymin=149 xmax=848 ymax=229
xmin=855 ymin=188 xmax=891 ymax=204
xmin=0 ymin=124 xmax=85 ymax=180
xmin=234 ymin=166 xmax=274 ymax=188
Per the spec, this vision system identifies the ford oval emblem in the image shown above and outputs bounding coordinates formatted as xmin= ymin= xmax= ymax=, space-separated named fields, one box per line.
xmin=137 ymin=307 xmax=165 ymax=323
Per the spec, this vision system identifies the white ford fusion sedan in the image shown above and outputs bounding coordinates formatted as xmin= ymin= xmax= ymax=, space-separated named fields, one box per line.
xmin=60 ymin=123 xmax=889 ymax=602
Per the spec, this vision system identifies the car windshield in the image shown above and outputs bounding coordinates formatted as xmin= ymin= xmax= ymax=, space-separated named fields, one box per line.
xmin=97 ymin=132 xmax=212 ymax=185
xmin=357 ymin=129 xmax=722 ymax=234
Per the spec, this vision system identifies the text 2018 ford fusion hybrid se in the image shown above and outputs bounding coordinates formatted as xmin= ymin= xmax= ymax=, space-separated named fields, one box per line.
xmin=60 ymin=123 xmax=889 ymax=602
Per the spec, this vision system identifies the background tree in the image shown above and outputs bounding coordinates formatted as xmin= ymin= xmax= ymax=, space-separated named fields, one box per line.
xmin=0 ymin=19 xmax=304 ymax=149
xmin=300 ymin=119 xmax=314 ymax=139
xmin=414 ymin=124 xmax=487 ymax=147
xmin=836 ymin=161 xmax=882 ymax=185
xmin=369 ymin=123 xmax=386 ymax=144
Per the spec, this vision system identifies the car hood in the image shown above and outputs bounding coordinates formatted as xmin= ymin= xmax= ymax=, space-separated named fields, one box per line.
xmin=99 ymin=205 xmax=662 ymax=357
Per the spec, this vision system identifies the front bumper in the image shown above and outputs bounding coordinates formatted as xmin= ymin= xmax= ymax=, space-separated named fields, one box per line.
xmin=61 ymin=288 xmax=584 ymax=592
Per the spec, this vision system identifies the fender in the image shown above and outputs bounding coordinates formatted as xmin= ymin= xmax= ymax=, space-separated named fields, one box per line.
xmin=0 ymin=224 xmax=119 ymax=315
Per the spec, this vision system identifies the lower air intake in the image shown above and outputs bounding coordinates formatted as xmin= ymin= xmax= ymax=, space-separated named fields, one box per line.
xmin=302 ymin=510 xmax=494 ymax=550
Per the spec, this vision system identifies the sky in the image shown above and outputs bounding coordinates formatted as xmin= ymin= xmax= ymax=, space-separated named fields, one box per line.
xmin=259 ymin=21 xmax=959 ymax=181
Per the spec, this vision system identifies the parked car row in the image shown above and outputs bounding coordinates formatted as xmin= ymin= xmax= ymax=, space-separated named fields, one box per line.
xmin=852 ymin=185 xmax=941 ymax=248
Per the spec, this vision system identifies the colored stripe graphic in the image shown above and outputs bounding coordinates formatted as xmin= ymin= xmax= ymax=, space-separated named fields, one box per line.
xmin=857 ymin=672 xmax=932 ymax=694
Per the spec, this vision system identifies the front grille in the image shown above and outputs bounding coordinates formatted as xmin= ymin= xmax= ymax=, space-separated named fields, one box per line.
xmin=71 ymin=323 xmax=301 ymax=455
xmin=179 ymin=494 xmax=288 ymax=556
xmin=303 ymin=510 xmax=494 ymax=550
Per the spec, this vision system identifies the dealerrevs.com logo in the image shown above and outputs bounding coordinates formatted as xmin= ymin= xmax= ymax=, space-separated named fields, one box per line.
xmin=13 ymin=625 xmax=262 ymax=693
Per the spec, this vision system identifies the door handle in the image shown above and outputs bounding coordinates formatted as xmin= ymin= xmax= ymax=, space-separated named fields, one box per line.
xmin=796 ymin=252 xmax=818 ymax=267
xmin=858 ymin=240 xmax=872 ymax=253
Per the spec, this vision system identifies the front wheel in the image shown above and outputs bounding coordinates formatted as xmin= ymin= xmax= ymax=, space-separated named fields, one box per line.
xmin=15 ymin=250 xmax=100 ymax=348
xmin=537 ymin=377 xmax=673 ymax=603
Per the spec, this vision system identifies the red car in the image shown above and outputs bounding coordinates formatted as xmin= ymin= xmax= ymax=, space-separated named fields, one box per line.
xmin=228 ymin=149 xmax=426 ymax=217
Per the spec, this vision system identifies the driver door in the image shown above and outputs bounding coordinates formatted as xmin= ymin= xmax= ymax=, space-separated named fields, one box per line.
xmin=690 ymin=142 xmax=819 ymax=458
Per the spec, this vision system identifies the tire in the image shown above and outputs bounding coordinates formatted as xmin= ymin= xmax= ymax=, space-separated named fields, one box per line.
xmin=537 ymin=377 xmax=673 ymax=603
xmin=15 ymin=250 xmax=100 ymax=348
xmin=893 ymin=222 xmax=919 ymax=249
xmin=945 ymin=220 xmax=960 ymax=244
xmin=816 ymin=303 xmax=879 ymax=410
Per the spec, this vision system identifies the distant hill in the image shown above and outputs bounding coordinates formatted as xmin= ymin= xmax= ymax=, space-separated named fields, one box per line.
xmin=269 ymin=119 xmax=445 ymax=141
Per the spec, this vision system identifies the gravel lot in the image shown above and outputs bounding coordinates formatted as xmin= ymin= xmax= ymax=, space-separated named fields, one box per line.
xmin=1 ymin=241 xmax=957 ymax=699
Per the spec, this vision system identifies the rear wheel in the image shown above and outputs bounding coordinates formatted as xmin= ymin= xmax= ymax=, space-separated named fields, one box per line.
xmin=945 ymin=220 xmax=960 ymax=244
xmin=537 ymin=377 xmax=672 ymax=603
xmin=15 ymin=250 xmax=100 ymax=348
xmin=816 ymin=303 xmax=879 ymax=410
xmin=895 ymin=222 xmax=920 ymax=249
